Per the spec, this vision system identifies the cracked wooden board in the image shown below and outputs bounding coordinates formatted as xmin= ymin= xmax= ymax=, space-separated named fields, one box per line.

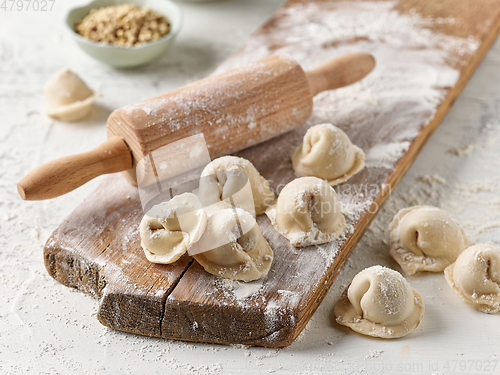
xmin=44 ymin=0 xmax=500 ymax=347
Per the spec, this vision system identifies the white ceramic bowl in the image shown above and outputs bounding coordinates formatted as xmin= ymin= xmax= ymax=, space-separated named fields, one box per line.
xmin=66 ymin=0 xmax=183 ymax=68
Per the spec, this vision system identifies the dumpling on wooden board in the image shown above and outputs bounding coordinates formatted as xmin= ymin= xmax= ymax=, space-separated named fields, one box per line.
xmin=190 ymin=208 xmax=273 ymax=282
xmin=196 ymin=156 xmax=275 ymax=216
xmin=266 ymin=177 xmax=346 ymax=247
xmin=292 ymin=124 xmax=365 ymax=185
xmin=140 ymin=193 xmax=207 ymax=264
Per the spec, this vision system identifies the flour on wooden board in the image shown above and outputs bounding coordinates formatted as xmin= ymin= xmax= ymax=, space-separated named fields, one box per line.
xmin=365 ymin=141 xmax=411 ymax=169
xmin=218 ymin=1 xmax=478 ymax=170
xmin=215 ymin=278 xmax=264 ymax=300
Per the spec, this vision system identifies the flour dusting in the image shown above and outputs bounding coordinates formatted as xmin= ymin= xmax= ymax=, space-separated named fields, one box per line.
xmin=216 ymin=279 xmax=264 ymax=300
xmin=366 ymin=142 xmax=411 ymax=169
xmin=219 ymin=1 xmax=478 ymax=175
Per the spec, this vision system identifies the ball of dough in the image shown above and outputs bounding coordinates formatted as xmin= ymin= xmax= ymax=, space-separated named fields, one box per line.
xmin=334 ymin=265 xmax=425 ymax=339
xmin=191 ymin=208 xmax=273 ymax=281
xmin=44 ymin=69 xmax=97 ymax=122
xmin=389 ymin=205 xmax=468 ymax=275
xmin=292 ymin=124 xmax=365 ymax=185
xmin=196 ymin=156 xmax=275 ymax=216
xmin=140 ymin=193 xmax=207 ymax=264
xmin=265 ymin=177 xmax=346 ymax=247
xmin=444 ymin=244 xmax=500 ymax=314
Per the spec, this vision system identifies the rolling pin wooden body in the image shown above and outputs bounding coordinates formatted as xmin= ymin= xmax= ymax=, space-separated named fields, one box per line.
xmin=18 ymin=53 xmax=375 ymax=200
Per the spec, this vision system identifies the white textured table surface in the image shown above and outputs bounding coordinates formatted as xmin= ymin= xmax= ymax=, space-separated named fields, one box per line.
xmin=1 ymin=1 xmax=500 ymax=374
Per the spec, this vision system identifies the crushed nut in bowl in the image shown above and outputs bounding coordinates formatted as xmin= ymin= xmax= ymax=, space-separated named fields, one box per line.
xmin=75 ymin=4 xmax=171 ymax=47
xmin=66 ymin=0 xmax=183 ymax=68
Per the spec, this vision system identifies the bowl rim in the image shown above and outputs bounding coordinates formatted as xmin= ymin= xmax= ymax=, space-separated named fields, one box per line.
xmin=65 ymin=0 xmax=183 ymax=50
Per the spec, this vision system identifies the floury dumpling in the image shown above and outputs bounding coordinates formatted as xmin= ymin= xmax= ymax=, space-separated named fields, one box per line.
xmin=196 ymin=156 xmax=275 ymax=216
xmin=334 ymin=266 xmax=424 ymax=338
xmin=266 ymin=177 xmax=346 ymax=247
xmin=191 ymin=208 xmax=273 ymax=281
xmin=445 ymin=244 xmax=500 ymax=314
xmin=292 ymin=124 xmax=365 ymax=185
xmin=44 ymin=69 xmax=97 ymax=121
xmin=389 ymin=205 xmax=468 ymax=275
xmin=140 ymin=193 xmax=207 ymax=264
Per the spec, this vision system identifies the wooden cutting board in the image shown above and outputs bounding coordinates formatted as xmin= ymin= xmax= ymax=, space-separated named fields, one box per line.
xmin=44 ymin=0 xmax=500 ymax=347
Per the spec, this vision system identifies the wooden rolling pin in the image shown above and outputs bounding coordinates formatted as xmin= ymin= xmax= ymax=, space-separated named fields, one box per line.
xmin=18 ymin=53 xmax=375 ymax=200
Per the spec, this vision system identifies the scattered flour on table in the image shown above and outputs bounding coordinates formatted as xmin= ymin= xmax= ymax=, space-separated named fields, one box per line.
xmin=229 ymin=344 xmax=250 ymax=350
xmin=252 ymin=349 xmax=280 ymax=360
xmin=418 ymin=174 xmax=446 ymax=186
xmin=366 ymin=350 xmax=384 ymax=359
xmin=448 ymin=143 xmax=476 ymax=157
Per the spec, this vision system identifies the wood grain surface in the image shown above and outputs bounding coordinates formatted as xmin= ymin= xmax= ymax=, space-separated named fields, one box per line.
xmin=44 ymin=0 xmax=500 ymax=347
xmin=107 ymin=52 xmax=373 ymax=185
xmin=18 ymin=136 xmax=132 ymax=200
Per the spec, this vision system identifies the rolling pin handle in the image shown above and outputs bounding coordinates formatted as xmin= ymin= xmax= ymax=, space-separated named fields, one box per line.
xmin=17 ymin=137 xmax=133 ymax=201
xmin=306 ymin=52 xmax=376 ymax=97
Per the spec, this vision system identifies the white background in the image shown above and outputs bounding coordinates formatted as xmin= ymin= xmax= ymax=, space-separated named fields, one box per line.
xmin=1 ymin=0 xmax=499 ymax=374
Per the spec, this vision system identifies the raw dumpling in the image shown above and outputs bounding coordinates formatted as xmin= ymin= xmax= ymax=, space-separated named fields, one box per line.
xmin=389 ymin=205 xmax=468 ymax=275
xmin=196 ymin=156 xmax=275 ymax=216
xmin=444 ymin=244 xmax=500 ymax=314
xmin=292 ymin=124 xmax=365 ymax=185
xmin=140 ymin=193 xmax=207 ymax=264
xmin=334 ymin=265 xmax=424 ymax=339
xmin=44 ymin=69 xmax=97 ymax=121
xmin=266 ymin=177 xmax=346 ymax=247
xmin=191 ymin=208 xmax=273 ymax=281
